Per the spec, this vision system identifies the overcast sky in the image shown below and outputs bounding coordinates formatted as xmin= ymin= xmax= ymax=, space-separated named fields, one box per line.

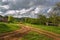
xmin=0 ymin=0 xmax=60 ymax=9
xmin=0 ymin=0 xmax=60 ymax=17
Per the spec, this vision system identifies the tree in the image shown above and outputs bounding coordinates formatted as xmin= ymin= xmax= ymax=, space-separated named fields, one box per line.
xmin=0 ymin=15 xmax=3 ymax=17
xmin=38 ymin=15 xmax=47 ymax=25
xmin=47 ymin=2 xmax=60 ymax=26
xmin=8 ymin=16 xmax=14 ymax=22
xmin=56 ymin=2 xmax=60 ymax=7
xmin=48 ymin=11 xmax=60 ymax=26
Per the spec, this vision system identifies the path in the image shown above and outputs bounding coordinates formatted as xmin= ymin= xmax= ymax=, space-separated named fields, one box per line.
xmin=0 ymin=24 xmax=60 ymax=40
xmin=20 ymin=24 xmax=60 ymax=40
xmin=0 ymin=26 xmax=31 ymax=40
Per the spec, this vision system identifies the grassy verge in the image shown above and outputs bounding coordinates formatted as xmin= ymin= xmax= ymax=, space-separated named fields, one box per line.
xmin=24 ymin=23 xmax=60 ymax=34
xmin=0 ymin=22 xmax=20 ymax=34
xmin=19 ymin=31 xmax=53 ymax=40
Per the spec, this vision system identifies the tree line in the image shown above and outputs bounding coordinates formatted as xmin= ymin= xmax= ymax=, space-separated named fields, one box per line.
xmin=20 ymin=2 xmax=60 ymax=26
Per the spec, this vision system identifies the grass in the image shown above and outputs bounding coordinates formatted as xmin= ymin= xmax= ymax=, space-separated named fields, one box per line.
xmin=0 ymin=22 xmax=20 ymax=34
xmin=24 ymin=23 xmax=60 ymax=34
xmin=19 ymin=31 xmax=53 ymax=40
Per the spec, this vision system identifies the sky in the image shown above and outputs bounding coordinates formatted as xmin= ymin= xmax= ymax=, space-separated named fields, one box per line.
xmin=0 ymin=0 xmax=60 ymax=18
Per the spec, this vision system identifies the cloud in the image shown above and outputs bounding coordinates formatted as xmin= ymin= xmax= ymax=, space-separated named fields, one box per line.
xmin=0 ymin=11 xmax=5 ymax=16
xmin=2 ymin=0 xmax=7 ymax=2
xmin=34 ymin=6 xmax=45 ymax=13
xmin=5 ymin=10 xmax=15 ymax=15
xmin=0 ymin=11 xmax=3 ymax=13
xmin=47 ymin=8 xmax=53 ymax=13
xmin=2 ymin=0 xmax=59 ymax=10
xmin=0 ymin=0 xmax=60 ymax=18
xmin=1 ymin=0 xmax=60 ymax=10
xmin=0 ymin=5 xmax=9 ymax=9
xmin=20 ymin=9 xmax=26 ymax=14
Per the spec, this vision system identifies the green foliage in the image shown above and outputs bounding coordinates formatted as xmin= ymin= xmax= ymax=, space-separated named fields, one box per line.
xmin=56 ymin=2 xmax=60 ymax=7
xmin=8 ymin=16 xmax=14 ymax=22
xmin=48 ymin=12 xmax=60 ymax=26
xmin=38 ymin=15 xmax=47 ymax=25
xmin=22 ymin=15 xmax=47 ymax=25
xmin=0 ymin=15 xmax=3 ymax=17
xmin=21 ymin=17 xmax=39 ymax=25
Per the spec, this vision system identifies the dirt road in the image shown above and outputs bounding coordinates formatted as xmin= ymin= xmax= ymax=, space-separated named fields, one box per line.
xmin=0 ymin=24 xmax=60 ymax=40
xmin=0 ymin=26 xmax=31 ymax=40
xmin=20 ymin=24 xmax=60 ymax=40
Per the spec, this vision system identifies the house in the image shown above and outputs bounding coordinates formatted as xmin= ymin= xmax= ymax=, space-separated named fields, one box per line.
xmin=0 ymin=17 xmax=8 ymax=22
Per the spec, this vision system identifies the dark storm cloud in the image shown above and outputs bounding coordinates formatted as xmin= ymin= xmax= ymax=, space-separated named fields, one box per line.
xmin=0 ymin=0 xmax=60 ymax=12
xmin=9 ymin=0 xmax=35 ymax=9
xmin=10 ymin=0 xmax=60 ymax=10
xmin=0 ymin=0 xmax=60 ymax=17
xmin=1 ymin=0 xmax=60 ymax=10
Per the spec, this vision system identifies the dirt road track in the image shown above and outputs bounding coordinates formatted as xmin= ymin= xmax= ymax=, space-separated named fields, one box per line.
xmin=0 ymin=24 xmax=60 ymax=40
xmin=28 ymin=26 xmax=60 ymax=40
xmin=0 ymin=26 xmax=31 ymax=40
xmin=20 ymin=24 xmax=60 ymax=40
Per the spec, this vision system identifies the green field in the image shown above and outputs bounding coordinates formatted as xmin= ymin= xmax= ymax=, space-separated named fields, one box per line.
xmin=0 ymin=22 xmax=20 ymax=34
xmin=0 ymin=22 xmax=59 ymax=40
xmin=24 ymin=23 xmax=60 ymax=34
xmin=19 ymin=31 xmax=53 ymax=40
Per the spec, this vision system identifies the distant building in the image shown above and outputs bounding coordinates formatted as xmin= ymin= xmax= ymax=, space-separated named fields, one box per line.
xmin=0 ymin=17 xmax=8 ymax=22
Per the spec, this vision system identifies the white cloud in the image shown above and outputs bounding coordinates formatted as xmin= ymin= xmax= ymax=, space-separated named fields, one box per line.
xmin=0 ymin=11 xmax=5 ymax=16
xmin=2 ymin=0 xmax=7 ymax=2
xmin=0 ymin=11 xmax=3 ymax=13
xmin=0 ymin=5 xmax=9 ymax=9
xmin=20 ymin=9 xmax=26 ymax=14
xmin=34 ymin=7 xmax=40 ymax=13
xmin=16 ymin=10 xmax=20 ymax=13
xmin=5 ymin=10 xmax=16 ymax=15
xmin=34 ymin=6 xmax=46 ymax=14
xmin=47 ymin=8 xmax=53 ymax=13
xmin=19 ymin=7 xmax=34 ymax=14
xmin=26 ymin=7 xmax=34 ymax=12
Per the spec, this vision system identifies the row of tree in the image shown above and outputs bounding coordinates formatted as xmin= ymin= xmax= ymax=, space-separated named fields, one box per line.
xmin=21 ymin=13 xmax=60 ymax=26
xmin=21 ymin=2 xmax=60 ymax=26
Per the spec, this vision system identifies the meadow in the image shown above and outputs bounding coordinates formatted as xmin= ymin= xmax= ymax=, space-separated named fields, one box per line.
xmin=19 ymin=31 xmax=53 ymax=40
xmin=0 ymin=22 xmax=20 ymax=34
xmin=24 ymin=23 xmax=60 ymax=34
